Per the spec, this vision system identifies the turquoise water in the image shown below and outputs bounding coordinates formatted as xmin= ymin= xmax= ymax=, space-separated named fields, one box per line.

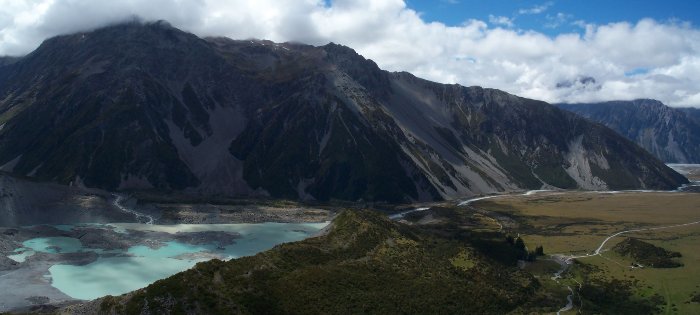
xmin=44 ymin=222 xmax=328 ymax=300
xmin=24 ymin=237 xmax=83 ymax=253
xmin=49 ymin=257 xmax=202 ymax=299
xmin=7 ymin=237 xmax=84 ymax=262
xmin=127 ymin=241 xmax=218 ymax=258
xmin=217 ymin=222 xmax=324 ymax=258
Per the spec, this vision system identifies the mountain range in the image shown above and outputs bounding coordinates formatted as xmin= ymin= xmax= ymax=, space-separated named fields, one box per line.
xmin=559 ymin=100 xmax=700 ymax=163
xmin=0 ymin=21 xmax=687 ymax=203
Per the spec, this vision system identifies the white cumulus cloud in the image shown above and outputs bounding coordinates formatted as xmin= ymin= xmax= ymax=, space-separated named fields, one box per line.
xmin=1 ymin=0 xmax=699 ymax=107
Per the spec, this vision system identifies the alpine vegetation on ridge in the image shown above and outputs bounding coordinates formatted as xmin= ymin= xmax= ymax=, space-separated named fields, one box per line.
xmin=0 ymin=21 xmax=687 ymax=203
xmin=92 ymin=210 xmax=555 ymax=314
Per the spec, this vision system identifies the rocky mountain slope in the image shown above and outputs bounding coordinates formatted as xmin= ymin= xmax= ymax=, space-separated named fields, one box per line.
xmin=0 ymin=21 xmax=686 ymax=203
xmin=0 ymin=173 xmax=131 ymax=226
xmin=679 ymin=107 xmax=700 ymax=125
xmin=0 ymin=57 xmax=19 ymax=66
xmin=558 ymin=100 xmax=700 ymax=163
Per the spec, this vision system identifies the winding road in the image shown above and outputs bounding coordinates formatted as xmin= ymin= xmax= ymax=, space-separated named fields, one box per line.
xmin=388 ymin=188 xmax=699 ymax=313
xmin=112 ymin=194 xmax=154 ymax=224
xmin=558 ymin=218 xmax=700 ymax=264
xmin=453 ymin=189 xmax=700 ymax=314
xmin=550 ymin=218 xmax=700 ymax=314
xmin=388 ymin=207 xmax=430 ymax=220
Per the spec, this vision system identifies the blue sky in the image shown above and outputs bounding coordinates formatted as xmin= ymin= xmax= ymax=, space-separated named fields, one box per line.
xmin=407 ymin=0 xmax=699 ymax=36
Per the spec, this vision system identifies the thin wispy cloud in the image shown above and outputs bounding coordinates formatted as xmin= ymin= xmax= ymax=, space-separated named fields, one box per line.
xmin=544 ymin=12 xmax=573 ymax=29
xmin=488 ymin=15 xmax=514 ymax=27
xmin=518 ymin=1 xmax=554 ymax=15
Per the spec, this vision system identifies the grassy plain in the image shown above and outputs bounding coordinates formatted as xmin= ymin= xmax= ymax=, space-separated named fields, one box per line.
xmin=473 ymin=191 xmax=700 ymax=314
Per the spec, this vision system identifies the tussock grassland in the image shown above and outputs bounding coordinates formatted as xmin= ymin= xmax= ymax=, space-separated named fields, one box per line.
xmin=475 ymin=191 xmax=700 ymax=314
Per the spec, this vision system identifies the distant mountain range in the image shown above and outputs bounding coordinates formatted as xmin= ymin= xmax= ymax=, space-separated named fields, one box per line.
xmin=558 ymin=100 xmax=700 ymax=164
xmin=679 ymin=107 xmax=700 ymax=125
xmin=0 ymin=21 xmax=686 ymax=202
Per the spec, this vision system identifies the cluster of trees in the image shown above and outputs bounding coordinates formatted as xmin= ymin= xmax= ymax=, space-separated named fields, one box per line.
xmin=506 ymin=234 xmax=544 ymax=262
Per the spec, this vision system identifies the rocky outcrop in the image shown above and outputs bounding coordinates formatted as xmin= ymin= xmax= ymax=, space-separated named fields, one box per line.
xmin=559 ymin=100 xmax=700 ymax=163
xmin=679 ymin=107 xmax=700 ymax=125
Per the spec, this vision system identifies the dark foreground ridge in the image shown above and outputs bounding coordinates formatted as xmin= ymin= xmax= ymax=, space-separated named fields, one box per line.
xmin=90 ymin=210 xmax=554 ymax=314
xmin=0 ymin=21 xmax=687 ymax=203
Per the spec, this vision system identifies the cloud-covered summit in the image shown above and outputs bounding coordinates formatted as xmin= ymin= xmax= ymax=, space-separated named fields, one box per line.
xmin=1 ymin=0 xmax=699 ymax=107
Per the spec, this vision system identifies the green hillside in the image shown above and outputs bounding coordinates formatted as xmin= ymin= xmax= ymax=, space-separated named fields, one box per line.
xmin=97 ymin=209 xmax=561 ymax=314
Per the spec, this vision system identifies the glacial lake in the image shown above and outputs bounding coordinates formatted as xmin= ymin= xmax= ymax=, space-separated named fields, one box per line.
xmin=7 ymin=222 xmax=328 ymax=300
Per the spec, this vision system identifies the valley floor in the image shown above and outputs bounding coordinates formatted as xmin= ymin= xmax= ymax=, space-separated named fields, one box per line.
xmin=468 ymin=190 xmax=700 ymax=314
xmin=1 ymin=165 xmax=698 ymax=313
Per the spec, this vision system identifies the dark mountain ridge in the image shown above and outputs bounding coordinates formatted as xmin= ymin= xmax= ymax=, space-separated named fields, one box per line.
xmin=558 ymin=100 xmax=700 ymax=163
xmin=0 ymin=21 xmax=687 ymax=202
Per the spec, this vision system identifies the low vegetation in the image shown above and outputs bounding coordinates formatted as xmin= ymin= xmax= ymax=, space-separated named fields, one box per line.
xmin=692 ymin=293 xmax=700 ymax=303
xmin=570 ymin=262 xmax=664 ymax=314
xmin=46 ymin=190 xmax=698 ymax=314
xmin=613 ymin=238 xmax=683 ymax=268
xmin=96 ymin=209 xmax=562 ymax=314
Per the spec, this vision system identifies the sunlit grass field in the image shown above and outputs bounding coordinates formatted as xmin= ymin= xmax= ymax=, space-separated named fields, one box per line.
xmin=473 ymin=191 xmax=700 ymax=314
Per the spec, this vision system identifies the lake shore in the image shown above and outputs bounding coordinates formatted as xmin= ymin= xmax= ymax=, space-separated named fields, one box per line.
xmin=0 ymin=220 xmax=328 ymax=313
